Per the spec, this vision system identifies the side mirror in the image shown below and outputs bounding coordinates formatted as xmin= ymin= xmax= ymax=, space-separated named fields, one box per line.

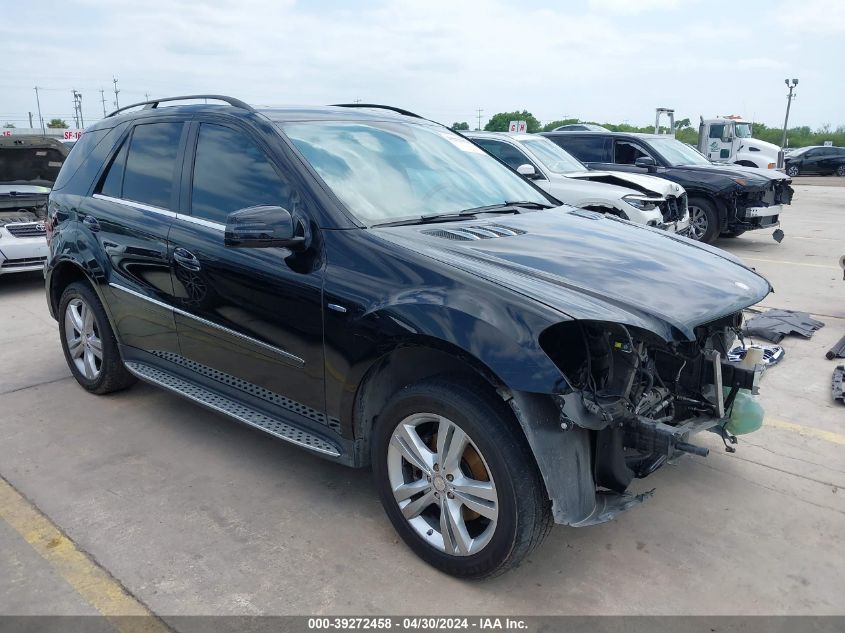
xmin=634 ymin=156 xmax=657 ymax=171
xmin=517 ymin=163 xmax=539 ymax=178
xmin=224 ymin=205 xmax=306 ymax=249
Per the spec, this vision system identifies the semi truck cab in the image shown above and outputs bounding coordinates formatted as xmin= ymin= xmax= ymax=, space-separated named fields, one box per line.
xmin=698 ymin=115 xmax=783 ymax=170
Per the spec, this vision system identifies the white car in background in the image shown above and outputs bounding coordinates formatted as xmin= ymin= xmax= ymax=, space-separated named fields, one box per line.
xmin=1 ymin=136 xmax=69 ymax=275
xmin=465 ymin=131 xmax=690 ymax=233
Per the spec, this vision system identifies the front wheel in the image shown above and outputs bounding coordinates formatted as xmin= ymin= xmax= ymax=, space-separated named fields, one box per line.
xmin=786 ymin=165 xmax=800 ymax=177
xmin=836 ymin=165 xmax=845 ymax=177
xmin=371 ymin=378 xmax=552 ymax=579
xmin=687 ymin=197 xmax=720 ymax=244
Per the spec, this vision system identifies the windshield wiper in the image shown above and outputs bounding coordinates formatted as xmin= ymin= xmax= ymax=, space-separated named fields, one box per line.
xmin=371 ymin=213 xmax=478 ymax=228
xmin=458 ymin=201 xmax=555 ymax=216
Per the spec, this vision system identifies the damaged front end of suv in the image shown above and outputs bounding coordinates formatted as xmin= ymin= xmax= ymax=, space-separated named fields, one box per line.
xmin=510 ymin=312 xmax=762 ymax=527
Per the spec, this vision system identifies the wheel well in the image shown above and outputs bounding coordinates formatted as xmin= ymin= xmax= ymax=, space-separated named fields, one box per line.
xmin=48 ymin=262 xmax=90 ymax=316
xmin=352 ymin=346 xmax=512 ymax=465
xmin=688 ymin=194 xmax=727 ymax=227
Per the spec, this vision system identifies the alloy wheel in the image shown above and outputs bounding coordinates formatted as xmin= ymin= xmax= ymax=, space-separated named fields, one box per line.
xmin=837 ymin=165 xmax=845 ymax=177
xmin=787 ymin=166 xmax=800 ymax=177
xmin=688 ymin=205 xmax=708 ymax=241
xmin=386 ymin=413 xmax=498 ymax=556
xmin=64 ymin=297 xmax=103 ymax=380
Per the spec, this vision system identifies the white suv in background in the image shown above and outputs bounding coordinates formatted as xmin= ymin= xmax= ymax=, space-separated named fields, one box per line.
xmin=465 ymin=132 xmax=689 ymax=233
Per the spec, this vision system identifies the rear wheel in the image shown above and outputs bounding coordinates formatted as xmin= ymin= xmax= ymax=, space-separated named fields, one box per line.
xmin=688 ymin=197 xmax=720 ymax=244
xmin=371 ymin=378 xmax=552 ymax=579
xmin=59 ymin=282 xmax=136 ymax=394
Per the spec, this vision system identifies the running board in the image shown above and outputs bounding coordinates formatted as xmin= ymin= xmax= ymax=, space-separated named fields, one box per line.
xmin=124 ymin=361 xmax=342 ymax=457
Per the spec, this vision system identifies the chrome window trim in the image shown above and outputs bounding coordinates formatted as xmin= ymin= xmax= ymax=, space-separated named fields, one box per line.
xmin=93 ymin=194 xmax=177 ymax=218
xmin=93 ymin=194 xmax=225 ymax=231
xmin=108 ymin=283 xmax=305 ymax=368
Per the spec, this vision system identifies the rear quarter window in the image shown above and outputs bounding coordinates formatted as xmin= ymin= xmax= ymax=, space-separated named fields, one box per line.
xmin=52 ymin=128 xmax=110 ymax=191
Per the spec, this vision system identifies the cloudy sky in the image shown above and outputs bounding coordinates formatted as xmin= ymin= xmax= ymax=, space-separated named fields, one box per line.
xmin=3 ymin=0 xmax=843 ymax=129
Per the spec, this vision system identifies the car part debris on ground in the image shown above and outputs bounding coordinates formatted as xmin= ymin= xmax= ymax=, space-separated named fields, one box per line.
xmin=729 ymin=344 xmax=785 ymax=366
xmin=743 ymin=309 xmax=825 ymax=343
xmin=833 ymin=366 xmax=845 ymax=404
xmin=772 ymin=229 xmax=784 ymax=243
xmin=826 ymin=334 xmax=845 ymax=360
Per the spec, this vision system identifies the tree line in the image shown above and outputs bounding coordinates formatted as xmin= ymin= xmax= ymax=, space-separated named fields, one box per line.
xmin=452 ymin=111 xmax=845 ymax=148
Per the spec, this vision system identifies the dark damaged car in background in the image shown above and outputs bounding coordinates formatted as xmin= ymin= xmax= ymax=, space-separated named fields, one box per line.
xmin=544 ymin=130 xmax=794 ymax=244
xmin=46 ymin=97 xmax=770 ymax=579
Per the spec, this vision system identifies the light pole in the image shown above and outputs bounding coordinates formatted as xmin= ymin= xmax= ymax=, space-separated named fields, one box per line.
xmin=780 ymin=78 xmax=798 ymax=149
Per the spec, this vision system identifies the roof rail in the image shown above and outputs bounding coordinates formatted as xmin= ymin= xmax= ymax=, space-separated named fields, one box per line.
xmin=331 ymin=103 xmax=423 ymax=119
xmin=107 ymin=94 xmax=255 ymax=118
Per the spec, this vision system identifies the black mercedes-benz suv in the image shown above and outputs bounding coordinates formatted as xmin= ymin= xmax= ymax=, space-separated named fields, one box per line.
xmin=543 ymin=131 xmax=794 ymax=244
xmin=47 ymin=96 xmax=769 ymax=578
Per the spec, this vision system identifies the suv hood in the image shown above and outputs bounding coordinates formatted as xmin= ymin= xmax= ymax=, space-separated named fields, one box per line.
xmin=672 ymin=162 xmax=790 ymax=185
xmin=565 ymin=170 xmax=683 ymax=197
xmin=375 ymin=207 xmax=770 ymax=342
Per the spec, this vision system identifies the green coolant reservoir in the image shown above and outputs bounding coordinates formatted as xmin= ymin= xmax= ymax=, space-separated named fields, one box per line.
xmin=725 ymin=388 xmax=765 ymax=435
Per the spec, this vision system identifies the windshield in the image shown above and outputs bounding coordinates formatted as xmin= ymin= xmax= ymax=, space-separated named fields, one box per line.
xmin=734 ymin=123 xmax=753 ymax=138
xmin=280 ymin=120 xmax=551 ymax=225
xmin=648 ymin=137 xmax=712 ymax=166
xmin=519 ymin=137 xmax=585 ymax=174
xmin=0 ymin=147 xmax=65 ymax=186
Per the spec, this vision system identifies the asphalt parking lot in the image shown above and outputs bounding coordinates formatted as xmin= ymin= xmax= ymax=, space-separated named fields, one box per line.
xmin=1 ymin=181 xmax=843 ymax=618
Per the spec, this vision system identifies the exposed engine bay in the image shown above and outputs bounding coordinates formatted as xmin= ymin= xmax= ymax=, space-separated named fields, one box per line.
xmin=0 ymin=204 xmax=48 ymax=226
xmin=540 ymin=314 xmax=763 ymax=495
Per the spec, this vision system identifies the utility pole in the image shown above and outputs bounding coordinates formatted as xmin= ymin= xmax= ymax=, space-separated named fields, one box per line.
xmin=353 ymin=97 xmax=361 ymax=104
xmin=112 ymin=77 xmax=120 ymax=109
xmin=781 ymin=78 xmax=799 ymax=149
xmin=476 ymin=108 xmax=483 ymax=130
xmin=144 ymin=93 xmax=150 ymax=101
xmin=28 ymin=112 xmax=33 ymax=128
xmin=100 ymin=89 xmax=107 ymax=117
xmin=34 ymin=86 xmax=45 ymax=134
xmin=72 ymin=90 xmax=84 ymax=128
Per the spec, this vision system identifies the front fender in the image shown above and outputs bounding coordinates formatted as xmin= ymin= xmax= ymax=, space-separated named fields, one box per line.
xmin=323 ymin=297 xmax=572 ymax=429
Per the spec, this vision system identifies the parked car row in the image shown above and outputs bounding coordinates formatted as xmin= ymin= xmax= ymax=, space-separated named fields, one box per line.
xmin=43 ymin=96 xmax=773 ymax=578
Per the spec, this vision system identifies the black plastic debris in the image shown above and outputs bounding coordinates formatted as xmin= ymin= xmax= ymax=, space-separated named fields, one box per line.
xmin=772 ymin=229 xmax=784 ymax=243
xmin=827 ymin=334 xmax=845 ymax=360
xmin=728 ymin=344 xmax=785 ymax=366
xmin=743 ymin=309 xmax=825 ymax=343
xmin=834 ymin=366 xmax=845 ymax=404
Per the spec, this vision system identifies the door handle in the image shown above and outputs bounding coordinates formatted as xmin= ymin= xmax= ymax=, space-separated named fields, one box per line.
xmin=82 ymin=215 xmax=100 ymax=232
xmin=173 ymin=247 xmax=201 ymax=271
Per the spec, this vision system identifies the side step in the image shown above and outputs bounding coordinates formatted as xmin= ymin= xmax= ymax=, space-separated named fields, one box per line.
xmin=124 ymin=361 xmax=342 ymax=457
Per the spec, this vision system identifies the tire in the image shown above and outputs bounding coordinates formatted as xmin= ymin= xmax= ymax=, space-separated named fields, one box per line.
xmin=58 ymin=281 xmax=136 ymax=394
xmin=786 ymin=164 xmax=800 ymax=177
xmin=687 ymin=197 xmax=721 ymax=244
xmin=371 ymin=377 xmax=552 ymax=579
xmin=720 ymin=229 xmax=746 ymax=238
xmin=836 ymin=165 xmax=845 ymax=177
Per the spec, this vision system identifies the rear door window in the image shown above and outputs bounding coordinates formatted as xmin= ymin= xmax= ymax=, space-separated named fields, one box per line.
xmin=122 ymin=122 xmax=184 ymax=209
xmin=552 ymin=135 xmax=611 ymax=163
